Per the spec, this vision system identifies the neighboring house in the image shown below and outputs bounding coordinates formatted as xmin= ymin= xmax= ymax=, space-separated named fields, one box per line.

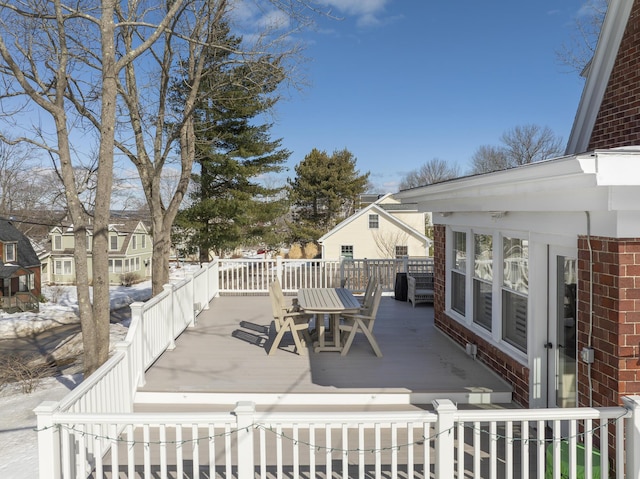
xmin=48 ymin=219 xmax=152 ymax=285
xmin=318 ymin=193 xmax=430 ymax=260
xmin=396 ymin=0 xmax=640 ymax=411
xmin=0 ymin=218 xmax=41 ymax=312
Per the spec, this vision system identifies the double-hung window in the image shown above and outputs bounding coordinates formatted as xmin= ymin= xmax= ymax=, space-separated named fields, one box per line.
xmin=473 ymin=234 xmax=493 ymax=331
xmin=4 ymin=242 xmax=16 ymax=262
xmin=53 ymin=235 xmax=62 ymax=251
xmin=395 ymin=245 xmax=408 ymax=258
xmin=368 ymin=214 xmax=379 ymax=229
xmin=502 ymin=237 xmax=528 ymax=352
xmin=341 ymin=245 xmax=354 ymax=259
xmin=110 ymin=235 xmax=118 ymax=251
xmin=451 ymin=231 xmax=466 ymax=315
xmin=55 ymin=259 xmax=73 ymax=275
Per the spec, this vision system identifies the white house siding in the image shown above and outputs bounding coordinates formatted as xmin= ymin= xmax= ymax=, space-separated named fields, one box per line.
xmin=389 ymin=210 xmax=429 ymax=233
xmin=321 ymin=210 xmax=428 ymax=260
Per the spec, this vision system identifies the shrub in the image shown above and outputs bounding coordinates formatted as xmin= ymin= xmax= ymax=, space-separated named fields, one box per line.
xmin=0 ymin=354 xmax=56 ymax=394
xmin=120 ymin=272 xmax=141 ymax=287
xmin=287 ymin=243 xmax=303 ymax=259
xmin=47 ymin=285 xmax=66 ymax=304
xmin=303 ymin=242 xmax=319 ymax=259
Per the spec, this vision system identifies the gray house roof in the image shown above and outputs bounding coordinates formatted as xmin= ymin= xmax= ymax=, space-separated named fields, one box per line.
xmin=0 ymin=218 xmax=40 ymax=269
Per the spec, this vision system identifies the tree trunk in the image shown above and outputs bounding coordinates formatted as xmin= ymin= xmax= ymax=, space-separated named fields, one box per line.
xmin=83 ymin=0 xmax=117 ymax=377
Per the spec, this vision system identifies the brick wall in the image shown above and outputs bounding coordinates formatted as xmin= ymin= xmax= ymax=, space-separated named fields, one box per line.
xmin=589 ymin=0 xmax=640 ymax=149
xmin=577 ymin=236 xmax=640 ymax=408
xmin=432 ymin=225 xmax=531 ymax=407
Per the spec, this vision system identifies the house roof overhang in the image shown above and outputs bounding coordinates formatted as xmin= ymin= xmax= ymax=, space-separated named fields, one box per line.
xmin=394 ymin=148 xmax=640 ymax=238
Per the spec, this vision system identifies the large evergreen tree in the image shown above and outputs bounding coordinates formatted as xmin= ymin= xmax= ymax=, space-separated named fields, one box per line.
xmin=288 ymin=148 xmax=369 ymax=243
xmin=175 ymin=23 xmax=290 ymax=261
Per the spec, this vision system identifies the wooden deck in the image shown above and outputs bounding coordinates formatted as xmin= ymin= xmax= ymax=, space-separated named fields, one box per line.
xmin=136 ymin=294 xmax=513 ymax=410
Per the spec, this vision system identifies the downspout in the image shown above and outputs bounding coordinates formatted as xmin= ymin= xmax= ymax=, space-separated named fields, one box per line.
xmin=585 ymin=211 xmax=594 ymax=407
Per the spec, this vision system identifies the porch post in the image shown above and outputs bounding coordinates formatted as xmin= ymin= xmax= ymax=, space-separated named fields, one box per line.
xmin=433 ymin=399 xmax=457 ymax=479
xmin=34 ymin=401 xmax=60 ymax=479
xmin=234 ymin=401 xmax=256 ymax=479
xmin=622 ymin=396 xmax=640 ymax=479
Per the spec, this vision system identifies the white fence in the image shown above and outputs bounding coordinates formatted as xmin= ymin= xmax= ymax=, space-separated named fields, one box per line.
xmin=217 ymin=256 xmax=433 ymax=294
xmin=36 ymin=398 xmax=640 ymax=478
xmin=35 ymin=258 xmax=640 ymax=478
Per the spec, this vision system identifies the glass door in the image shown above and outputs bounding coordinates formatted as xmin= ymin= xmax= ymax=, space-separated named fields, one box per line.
xmin=548 ymin=252 xmax=577 ymax=408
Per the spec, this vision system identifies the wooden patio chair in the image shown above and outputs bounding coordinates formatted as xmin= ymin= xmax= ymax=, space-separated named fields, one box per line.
xmin=268 ymin=280 xmax=311 ymax=355
xmin=357 ymin=276 xmax=377 ymax=307
xmin=269 ymin=278 xmax=303 ymax=332
xmin=339 ymin=284 xmax=383 ymax=357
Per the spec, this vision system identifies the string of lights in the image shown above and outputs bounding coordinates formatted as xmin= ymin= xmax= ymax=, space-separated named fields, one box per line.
xmin=33 ymin=414 xmax=624 ymax=455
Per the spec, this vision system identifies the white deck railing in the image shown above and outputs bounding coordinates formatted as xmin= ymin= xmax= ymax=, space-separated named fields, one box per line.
xmin=35 ymin=258 xmax=640 ymax=478
xmin=36 ymin=398 xmax=640 ymax=478
xmin=217 ymin=256 xmax=433 ymax=293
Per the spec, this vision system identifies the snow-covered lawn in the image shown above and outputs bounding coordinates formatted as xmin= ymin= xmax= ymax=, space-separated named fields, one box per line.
xmin=0 ymin=279 xmax=154 ymax=478
xmin=0 ymin=281 xmax=152 ymax=339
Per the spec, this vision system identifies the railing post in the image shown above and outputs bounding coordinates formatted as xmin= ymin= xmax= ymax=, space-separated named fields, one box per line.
xmin=234 ymin=401 xmax=256 ymax=479
xmin=129 ymin=301 xmax=147 ymax=387
xmin=211 ymin=257 xmax=220 ymax=298
xmin=188 ymin=272 xmax=196 ymax=328
xmin=114 ymin=341 xmax=134 ymax=409
xmin=163 ymin=284 xmax=176 ymax=350
xmin=35 ymin=401 xmax=61 ymax=479
xmin=433 ymin=399 xmax=457 ymax=479
xmin=623 ymin=396 xmax=640 ymax=479
xmin=276 ymin=256 xmax=283 ymax=285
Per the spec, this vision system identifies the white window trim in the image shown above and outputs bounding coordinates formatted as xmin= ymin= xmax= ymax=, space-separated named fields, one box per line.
xmin=4 ymin=242 xmax=16 ymax=262
xmin=446 ymin=227 xmax=529 ymax=363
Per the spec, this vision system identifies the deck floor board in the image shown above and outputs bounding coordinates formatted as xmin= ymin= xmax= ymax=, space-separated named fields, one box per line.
xmin=137 ymin=295 xmax=512 ymax=407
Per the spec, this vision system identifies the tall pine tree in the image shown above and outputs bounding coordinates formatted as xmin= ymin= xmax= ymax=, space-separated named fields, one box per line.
xmin=175 ymin=23 xmax=289 ymax=261
xmin=288 ymin=148 xmax=369 ymax=243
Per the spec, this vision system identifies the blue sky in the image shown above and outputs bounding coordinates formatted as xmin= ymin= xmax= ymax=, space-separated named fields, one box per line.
xmin=266 ymin=1 xmax=593 ymax=193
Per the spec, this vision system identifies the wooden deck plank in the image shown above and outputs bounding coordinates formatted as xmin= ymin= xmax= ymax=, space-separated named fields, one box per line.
xmin=136 ymin=295 xmax=512 ymax=407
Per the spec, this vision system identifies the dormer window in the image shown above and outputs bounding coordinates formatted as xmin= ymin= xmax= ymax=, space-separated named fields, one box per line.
xmin=53 ymin=234 xmax=62 ymax=251
xmin=110 ymin=235 xmax=118 ymax=251
xmin=4 ymin=242 xmax=16 ymax=262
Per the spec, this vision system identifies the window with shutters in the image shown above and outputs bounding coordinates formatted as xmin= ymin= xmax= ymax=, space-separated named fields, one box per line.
xmin=473 ymin=234 xmax=493 ymax=331
xmin=501 ymin=236 xmax=528 ymax=352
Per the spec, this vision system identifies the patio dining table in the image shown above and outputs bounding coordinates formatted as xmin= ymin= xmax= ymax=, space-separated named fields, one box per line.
xmin=297 ymin=287 xmax=361 ymax=352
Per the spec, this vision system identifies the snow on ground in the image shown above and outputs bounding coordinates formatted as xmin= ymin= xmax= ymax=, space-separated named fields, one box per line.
xmin=0 ymin=374 xmax=82 ymax=479
xmin=1 ymin=279 xmax=155 ymax=339
xmin=0 ymin=282 xmax=151 ymax=479
xmin=0 ymin=265 xmax=205 ymax=479
xmin=0 ymin=265 xmax=200 ymax=478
